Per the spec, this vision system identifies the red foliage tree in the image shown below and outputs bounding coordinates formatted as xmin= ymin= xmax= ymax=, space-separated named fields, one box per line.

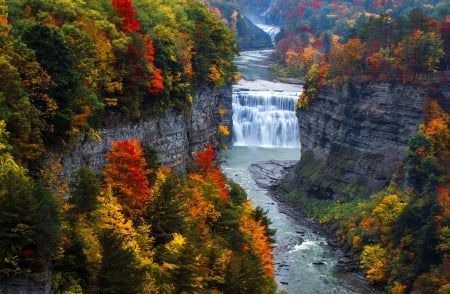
xmin=104 ymin=139 xmax=150 ymax=217
xmin=111 ymin=0 xmax=140 ymax=33
xmin=194 ymin=143 xmax=229 ymax=200
xmin=142 ymin=34 xmax=164 ymax=94
xmin=195 ymin=143 xmax=214 ymax=171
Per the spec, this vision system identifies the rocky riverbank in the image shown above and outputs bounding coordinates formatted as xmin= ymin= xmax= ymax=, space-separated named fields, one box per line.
xmin=248 ymin=160 xmax=384 ymax=294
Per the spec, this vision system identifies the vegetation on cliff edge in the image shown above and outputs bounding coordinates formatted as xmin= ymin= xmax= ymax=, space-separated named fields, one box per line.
xmin=268 ymin=0 xmax=450 ymax=292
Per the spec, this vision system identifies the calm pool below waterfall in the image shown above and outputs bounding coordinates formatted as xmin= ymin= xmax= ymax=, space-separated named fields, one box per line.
xmin=219 ymin=48 xmax=369 ymax=293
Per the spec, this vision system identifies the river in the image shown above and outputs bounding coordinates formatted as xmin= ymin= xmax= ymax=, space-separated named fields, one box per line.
xmin=219 ymin=47 xmax=368 ymax=293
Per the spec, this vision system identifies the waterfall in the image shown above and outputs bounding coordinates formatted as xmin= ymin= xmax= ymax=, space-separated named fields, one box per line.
xmin=255 ymin=23 xmax=280 ymax=44
xmin=232 ymin=81 xmax=301 ymax=148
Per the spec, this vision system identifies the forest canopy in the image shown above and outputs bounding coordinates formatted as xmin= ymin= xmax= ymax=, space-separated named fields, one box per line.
xmin=264 ymin=1 xmax=450 ymax=293
xmin=0 ymin=0 xmax=238 ymax=165
xmin=0 ymin=0 xmax=282 ymax=293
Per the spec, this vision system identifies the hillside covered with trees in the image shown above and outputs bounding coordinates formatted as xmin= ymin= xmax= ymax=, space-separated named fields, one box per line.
xmin=0 ymin=0 xmax=282 ymax=293
xmin=264 ymin=0 xmax=450 ymax=293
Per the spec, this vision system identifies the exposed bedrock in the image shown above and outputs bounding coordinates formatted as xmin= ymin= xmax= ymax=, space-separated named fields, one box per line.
xmin=61 ymin=84 xmax=232 ymax=177
xmin=293 ymin=82 xmax=450 ymax=199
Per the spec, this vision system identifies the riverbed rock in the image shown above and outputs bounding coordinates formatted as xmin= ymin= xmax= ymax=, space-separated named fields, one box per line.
xmin=248 ymin=160 xmax=298 ymax=189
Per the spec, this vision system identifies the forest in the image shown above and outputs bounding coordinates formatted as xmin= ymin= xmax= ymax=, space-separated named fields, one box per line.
xmin=258 ymin=0 xmax=450 ymax=293
xmin=2 ymin=0 xmax=450 ymax=293
xmin=0 ymin=0 xmax=280 ymax=293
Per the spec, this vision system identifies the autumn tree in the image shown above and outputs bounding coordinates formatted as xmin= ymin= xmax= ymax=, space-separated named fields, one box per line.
xmin=104 ymin=139 xmax=150 ymax=218
xmin=111 ymin=0 xmax=140 ymax=33
xmin=298 ymin=61 xmax=328 ymax=107
xmin=393 ymin=29 xmax=444 ymax=79
xmin=360 ymin=244 xmax=388 ymax=284
xmin=142 ymin=34 xmax=164 ymax=95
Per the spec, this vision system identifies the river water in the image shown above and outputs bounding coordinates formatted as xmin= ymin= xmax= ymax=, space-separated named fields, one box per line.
xmin=220 ymin=46 xmax=365 ymax=293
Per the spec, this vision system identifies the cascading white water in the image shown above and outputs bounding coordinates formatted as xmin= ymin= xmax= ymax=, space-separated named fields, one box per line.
xmin=231 ymin=20 xmax=301 ymax=149
xmin=232 ymin=83 xmax=301 ymax=148
xmin=254 ymin=23 xmax=280 ymax=44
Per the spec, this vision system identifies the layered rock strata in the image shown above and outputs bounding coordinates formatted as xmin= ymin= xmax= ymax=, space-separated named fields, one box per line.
xmin=62 ymin=84 xmax=232 ymax=176
xmin=294 ymin=82 xmax=436 ymax=199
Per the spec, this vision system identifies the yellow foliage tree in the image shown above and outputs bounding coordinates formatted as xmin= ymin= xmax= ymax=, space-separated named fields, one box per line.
xmin=207 ymin=64 xmax=222 ymax=86
xmin=218 ymin=124 xmax=230 ymax=136
xmin=360 ymin=244 xmax=388 ymax=284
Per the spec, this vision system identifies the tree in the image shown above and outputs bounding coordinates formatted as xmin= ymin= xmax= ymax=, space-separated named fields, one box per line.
xmin=342 ymin=38 xmax=365 ymax=76
xmin=141 ymin=34 xmax=164 ymax=95
xmin=239 ymin=202 xmax=274 ymax=279
xmin=360 ymin=244 xmax=388 ymax=284
xmin=20 ymin=23 xmax=79 ymax=139
xmin=0 ymin=172 xmax=59 ymax=274
xmin=195 ymin=142 xmax=215 ymax=171
xmin=145 ymin=170 xmax=188 ymax=246
xmin=393 ymin=29 xmax=444 ymax=78
xmin=159 ymin=233 xmax=206 ymax=293
xmin=103 ymin=139 xmax=150 ymax=218
xmin=111 ymin=0 xmax=140 ymax=33
xmin=97 ymin=230 xmax=144 ymax=294
xmin=69 ymin=167 xmax=101 ymax=214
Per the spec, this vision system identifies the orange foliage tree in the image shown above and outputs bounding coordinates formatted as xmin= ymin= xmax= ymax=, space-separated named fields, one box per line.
xmin=142 ymin=34 xmax=164 ymax=94
xmin=239 ymin=202 xmax=274 ymax=278
xmin=103 ymin=138 xmax=150 ymax=218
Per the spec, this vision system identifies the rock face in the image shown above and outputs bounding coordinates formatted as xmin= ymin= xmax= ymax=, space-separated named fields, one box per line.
xmin=62 ymin=84 xmax=231 ymax=176
xmin=294 ymin=82 xmax=435 ymax=199
xmin=249 ymin=160 xmax=298 ymax=189
xmin=236 ymin=15 xmax=273 ymax=50
xmin=0 ymin=265 xmax=52 ymax=294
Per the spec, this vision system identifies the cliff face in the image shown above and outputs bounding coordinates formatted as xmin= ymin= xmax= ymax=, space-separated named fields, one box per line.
xmin=294 ymin=82 xmax=434 ymax=199
xmin=62 ymin=84 xmax=231 ymax=176
xmin=236 ymin=15 xmax=273 ymax=50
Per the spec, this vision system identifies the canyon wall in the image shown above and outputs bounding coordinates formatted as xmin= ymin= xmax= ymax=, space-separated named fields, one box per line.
xmin=62 ymin=84 xmax=231 ymax=177
xmin=292 ymin=82 xmax=450 ymax=199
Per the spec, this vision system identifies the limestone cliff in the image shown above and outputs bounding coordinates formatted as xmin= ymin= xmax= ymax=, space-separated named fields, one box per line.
xmin=292 ymin=82 xmax=447 ymax=199
xmin=62 ymin=84 xmax=231 ymax=176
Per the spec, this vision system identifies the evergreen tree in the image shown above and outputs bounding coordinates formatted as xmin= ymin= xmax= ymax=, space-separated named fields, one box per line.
xmin=97 ymin=230 xmax=144 ymax=294
xmin=145 ymin=173 xmax=187 ymax=247
xmin=69 ymin=167 xmax=101 ymax=214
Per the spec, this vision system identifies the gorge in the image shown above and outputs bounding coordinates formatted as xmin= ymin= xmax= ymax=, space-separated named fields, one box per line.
xmin=2 ymin=0 xmax=450 ymax=293
xmin=220 ymin=24 xmax=377 ymax=292
xmin=292 ymin=82 xmax=435 ymax=199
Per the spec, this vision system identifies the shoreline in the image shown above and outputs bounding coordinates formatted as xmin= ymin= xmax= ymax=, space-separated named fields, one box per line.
xmin=248 ymin=160 xmax=385 ymax=294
